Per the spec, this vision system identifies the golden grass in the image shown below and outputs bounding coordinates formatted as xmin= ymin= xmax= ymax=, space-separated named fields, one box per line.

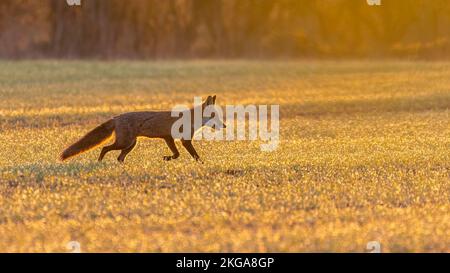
xmin=0 ymin=60 xmax=449 ymax=252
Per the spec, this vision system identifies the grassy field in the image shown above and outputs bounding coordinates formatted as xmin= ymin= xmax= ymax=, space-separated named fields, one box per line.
xmin=0 ymin=60 xmax=449 ymax=252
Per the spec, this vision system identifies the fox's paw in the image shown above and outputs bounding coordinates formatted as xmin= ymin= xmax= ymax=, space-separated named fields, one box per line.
xmin=194 ymin=156 xmax=204 ymax=164
xmin=163 ymin=156 xmax=172 ymax=161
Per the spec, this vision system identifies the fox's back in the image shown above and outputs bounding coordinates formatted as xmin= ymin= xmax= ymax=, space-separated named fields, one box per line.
xmin=114 ymin=111 xmax=178 ymax=138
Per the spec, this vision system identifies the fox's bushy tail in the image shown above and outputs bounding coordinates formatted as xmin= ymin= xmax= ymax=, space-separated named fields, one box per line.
xmin=60 ymin=119 xmax=115 ymax=161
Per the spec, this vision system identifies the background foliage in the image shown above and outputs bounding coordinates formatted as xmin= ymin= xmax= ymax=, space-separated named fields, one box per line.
xmin=0 ymin=0 xmax=449 ymax=59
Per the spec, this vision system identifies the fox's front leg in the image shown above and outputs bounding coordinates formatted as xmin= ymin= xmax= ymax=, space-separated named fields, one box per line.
xmin=181 ymin=139 xmax=203 ymax=163
xmin=163 ymin=136 xmax=179 ymax=161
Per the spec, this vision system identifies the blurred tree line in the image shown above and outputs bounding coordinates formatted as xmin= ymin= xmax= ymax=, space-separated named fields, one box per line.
xmin=0 ymin=0 xmax=449 ymax=59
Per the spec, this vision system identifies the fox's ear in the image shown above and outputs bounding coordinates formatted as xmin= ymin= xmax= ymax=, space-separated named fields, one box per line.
xmin=212 ymin=95 xmax=216 ymax=104
xmin=204 ymin=95 xmax=213 ymax=105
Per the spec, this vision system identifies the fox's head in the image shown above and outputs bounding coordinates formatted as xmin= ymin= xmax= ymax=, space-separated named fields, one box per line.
xmin=202 ymin=95 xmax=226 ymax=130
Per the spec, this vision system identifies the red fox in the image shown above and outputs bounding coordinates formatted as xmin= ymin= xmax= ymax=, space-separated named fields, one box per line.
xmin=60 ymin=96 xmax=225 ymax=163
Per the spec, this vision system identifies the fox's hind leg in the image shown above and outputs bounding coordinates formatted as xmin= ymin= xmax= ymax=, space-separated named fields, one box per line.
xmin=117 ymin=139 xmax=137 ymax=163
xmin=98 ymin=143 xmax=120 ymax=161
xmin=98 ymin=130 xmax=135 ymax=162
xmin=98 ymin=144 xmax=114 ymax=161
